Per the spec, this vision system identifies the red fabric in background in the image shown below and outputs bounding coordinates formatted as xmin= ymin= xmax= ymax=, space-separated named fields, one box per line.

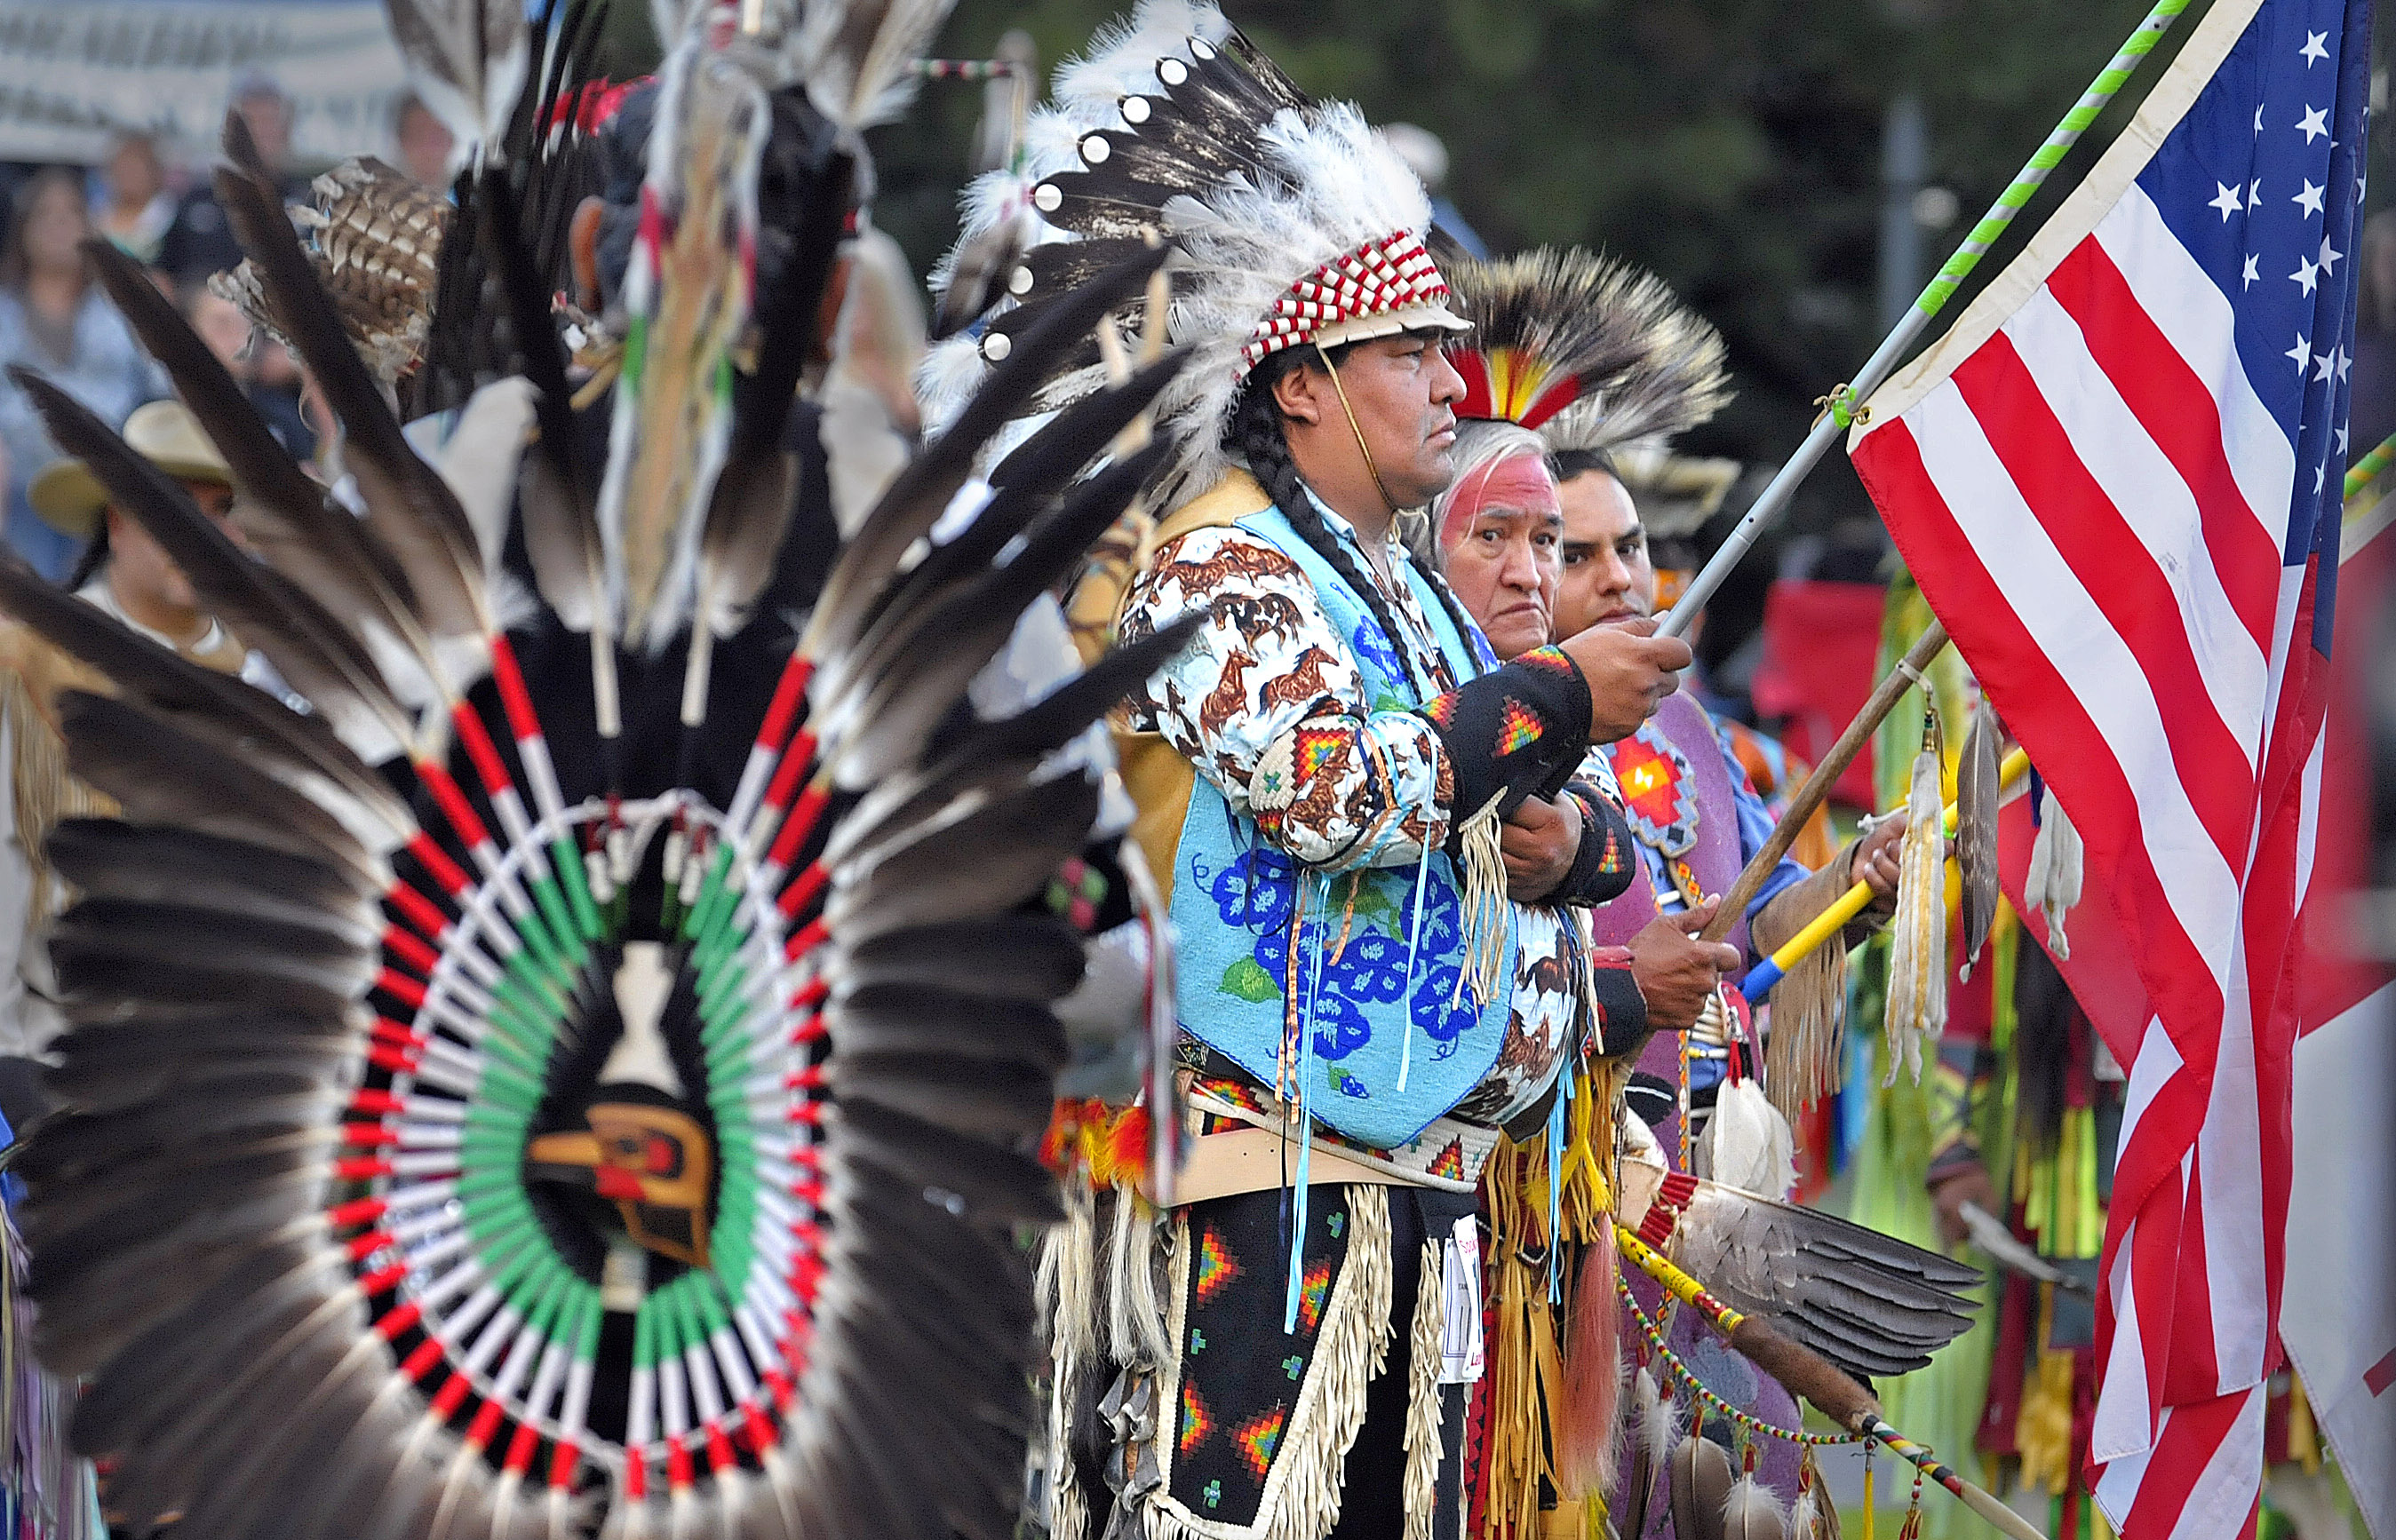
xmin=1747 ymin=580 xmax=1887 ymax=812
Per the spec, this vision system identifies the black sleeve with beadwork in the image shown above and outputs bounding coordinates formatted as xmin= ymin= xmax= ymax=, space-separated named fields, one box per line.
xmin=1415 ymin=645 xmax=1594 ymax=846
xmin=1552 ymin=779 xmax=1638 ymax=908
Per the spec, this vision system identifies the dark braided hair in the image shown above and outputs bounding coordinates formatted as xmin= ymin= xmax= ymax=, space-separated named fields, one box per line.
xmin=1229 ymin=349 xmax=1487 ymax=686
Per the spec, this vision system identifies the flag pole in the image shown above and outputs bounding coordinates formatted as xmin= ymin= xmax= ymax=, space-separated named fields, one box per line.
xmin=1656 ymin=0 xmax=2195 ymax=639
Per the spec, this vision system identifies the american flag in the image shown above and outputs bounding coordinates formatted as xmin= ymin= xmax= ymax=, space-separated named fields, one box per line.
xmin=1848 ymin=0 xmax=2369 ymax=1533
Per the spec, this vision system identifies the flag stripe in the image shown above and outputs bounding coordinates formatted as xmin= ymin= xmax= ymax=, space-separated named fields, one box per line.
xmin=1846 ymin=4 xmax=2365 ymax=1528
xmin=1889 ymin=395 xmax=2241 ymax=1028
xmin=2092 ymin=184 xmax=2301 ymax=566
xmin=1949 ymin=331 xmax=2262 ymax=860
xmin=2046 ymin=236 xmax=2284 ymax=657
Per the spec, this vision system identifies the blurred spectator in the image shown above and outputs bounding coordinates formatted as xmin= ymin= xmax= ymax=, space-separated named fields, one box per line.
xmin=1380 ymin=122 xmax=1488 ymax=258
xmin=95 ymin=134 xmax=177 ymax=267
xmin=395 ymin=94 xmax=456 ymax=190
xmin=2349 ymin=209 xmax=2396 ymax=472
xmin=158 ymin=72 xmax=305 ymax=292
xmin=184 ymin=284 xmax=314 ymax=462
xmin=0 ymin=169 xmax=156 ymax=581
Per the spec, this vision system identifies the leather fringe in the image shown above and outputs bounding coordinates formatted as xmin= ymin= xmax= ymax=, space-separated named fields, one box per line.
xmin=1401 ymin=1237 xmax=1445 ymax=1540
xmin=1455 ymin=799 xmax=1508 ymax=1010
xmin=1748 ymin=861 xmax=1856 ymax=1122
xmin=1143 ymin=1185 xmax=1395 ymax=1540
xmin=1040 ymin=1179 xmax=1102 ymax=1540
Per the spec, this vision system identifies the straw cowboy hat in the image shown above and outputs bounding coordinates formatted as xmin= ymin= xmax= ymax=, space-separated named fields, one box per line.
xmin=28 ymin=400 xmax=232 ymax=540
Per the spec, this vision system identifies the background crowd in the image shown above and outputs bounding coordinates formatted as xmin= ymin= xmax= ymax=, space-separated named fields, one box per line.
xmin=0 ymin=73 xmax=453 ymax=583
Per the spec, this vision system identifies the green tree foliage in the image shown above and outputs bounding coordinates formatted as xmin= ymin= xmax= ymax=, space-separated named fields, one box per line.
xmin=875 ymin=0 xmax=2200 ymax=539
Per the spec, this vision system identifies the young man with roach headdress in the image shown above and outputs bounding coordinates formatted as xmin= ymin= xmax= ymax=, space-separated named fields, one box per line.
xmin=926 ymin=10 xmax=1692 ymax=1538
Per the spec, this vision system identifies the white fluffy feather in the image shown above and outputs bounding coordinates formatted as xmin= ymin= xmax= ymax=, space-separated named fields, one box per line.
xmin=1723 ymin=1474 xmax=1792 ymax=1540
xmin=2026 ymin=784 xmax=2083 ymax=958
xmin=1707 ymin=1077 xmax=1795 ymax=1201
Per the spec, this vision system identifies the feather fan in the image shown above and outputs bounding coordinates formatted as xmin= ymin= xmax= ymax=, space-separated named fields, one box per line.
xmin=1 ymin=87 xmax=1192 ymax=1540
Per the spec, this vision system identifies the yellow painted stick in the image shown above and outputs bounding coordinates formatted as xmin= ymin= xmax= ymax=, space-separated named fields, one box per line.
xmin=1741 ymin=747 xmax=2028 ymax=997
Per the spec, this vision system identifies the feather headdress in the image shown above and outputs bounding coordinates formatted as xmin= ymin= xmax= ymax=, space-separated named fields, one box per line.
xmin=1433 ymin=246 xmax=1733 ymax=552
xmin=4 ymin=7 xmax=1190 ymax=1537
xmin=1444 ymin=247 xmax=1723 ymax=441
xmin=921 ymin=1 xmax=1466 ymax=504
xmin=1525 ymin=251 xmax=1731 ymax=464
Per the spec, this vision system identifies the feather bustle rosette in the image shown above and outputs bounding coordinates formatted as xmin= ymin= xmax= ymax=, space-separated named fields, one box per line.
xmin=5 ymin=67 xmax=1183 ymax=1540
xmin=213 ymin=158 xmax=450 ymax=386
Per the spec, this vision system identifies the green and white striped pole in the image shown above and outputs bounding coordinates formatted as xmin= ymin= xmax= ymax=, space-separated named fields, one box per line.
xmin=1657 ymin=0 xmax=2194 ymax=639
xmin=2343 ymin=429 xmax=2396 ymax=501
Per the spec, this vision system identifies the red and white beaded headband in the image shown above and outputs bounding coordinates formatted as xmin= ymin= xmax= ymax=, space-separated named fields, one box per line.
xmin=1236 ymin=228 xmax=1470 ymax=377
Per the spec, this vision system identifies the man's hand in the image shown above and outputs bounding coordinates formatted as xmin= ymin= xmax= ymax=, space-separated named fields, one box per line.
xmin=1554 ymin=616 xmax=1691 ymax=742
xmin=1500 ymin=793 xmax=1581 ymax=901
xmin=1626 ymin=900 xmax=1744 ymax=1035
xmin=1929 ymin=1160 xmax=1997 ymax=1248
xmin=1851 ymin=813 xmax=1906 ymax=909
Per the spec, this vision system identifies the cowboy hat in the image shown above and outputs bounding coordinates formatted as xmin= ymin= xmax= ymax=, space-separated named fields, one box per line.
xmin=28 ymin=400 xmax=232 ymax=539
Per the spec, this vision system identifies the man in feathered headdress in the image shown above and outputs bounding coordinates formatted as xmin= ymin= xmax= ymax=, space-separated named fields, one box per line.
xmin=926 ymin=11 xmax=1701 ymax=1538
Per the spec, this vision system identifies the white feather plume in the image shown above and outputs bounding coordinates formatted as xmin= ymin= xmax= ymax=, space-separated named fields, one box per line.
xmin=1707 ymin=1077 xmax=1795 ymax=1201
xmin=2026 ymin=784 xmax=2083 ymax=959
